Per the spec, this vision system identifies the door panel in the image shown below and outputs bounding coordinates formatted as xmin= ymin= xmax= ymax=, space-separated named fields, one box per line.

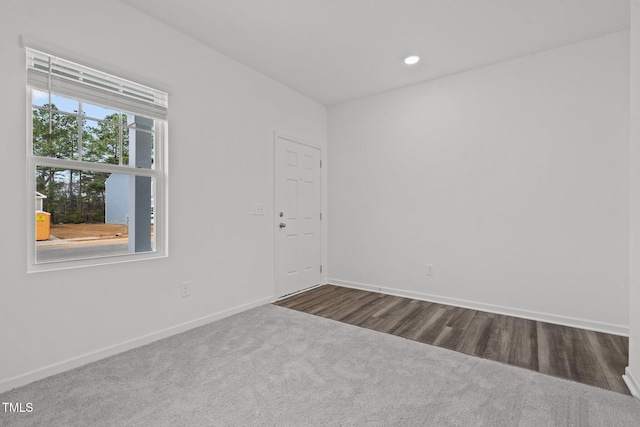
xmin=275 ymin=135 xmax=321 ymax=297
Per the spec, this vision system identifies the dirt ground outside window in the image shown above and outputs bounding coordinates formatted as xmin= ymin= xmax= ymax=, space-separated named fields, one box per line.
xmin=49 ymin=224 xmax=128 ymax=240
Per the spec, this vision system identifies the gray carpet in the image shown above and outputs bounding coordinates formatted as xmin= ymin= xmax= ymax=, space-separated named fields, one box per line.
xmin=1 ymin=304 xmax=640 ymax=426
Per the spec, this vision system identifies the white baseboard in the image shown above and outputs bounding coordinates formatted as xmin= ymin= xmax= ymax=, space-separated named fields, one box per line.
xmin=328 ymin=279 xmax=629 ymax=337
xmin=0 ymin=296 xmax=273 ymax=395
xmin=624 ymin=367 xmax=640 ymax=398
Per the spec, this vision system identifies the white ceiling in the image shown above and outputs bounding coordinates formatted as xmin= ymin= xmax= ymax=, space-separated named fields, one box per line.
xmin=119 ymin=0 xmax=629 ymax=106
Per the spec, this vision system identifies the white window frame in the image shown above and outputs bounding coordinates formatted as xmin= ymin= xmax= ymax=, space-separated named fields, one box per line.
xmin=25 ymin=48 xmax=168 ymax=272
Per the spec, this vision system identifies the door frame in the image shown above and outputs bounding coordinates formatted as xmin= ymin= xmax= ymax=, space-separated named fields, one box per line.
xmin=273 ymin=131 xmax=323 ymax=299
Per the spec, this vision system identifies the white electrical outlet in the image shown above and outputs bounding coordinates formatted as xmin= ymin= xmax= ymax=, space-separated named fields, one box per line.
xmin=180 ymin=282 xmax=191 ymax=298
xmin=426 ymin=264 xmax=434 ymax=276
xmin=251 ymin=203 xmax=265 ymax=216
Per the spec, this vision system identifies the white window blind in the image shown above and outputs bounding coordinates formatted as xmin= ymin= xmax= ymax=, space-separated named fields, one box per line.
xmin=26 ymin=48 xmax=168 ymax=120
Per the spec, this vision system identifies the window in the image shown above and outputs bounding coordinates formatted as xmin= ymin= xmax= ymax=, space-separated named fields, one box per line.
xmin=26 ymin=48 xmax=168 ymax=271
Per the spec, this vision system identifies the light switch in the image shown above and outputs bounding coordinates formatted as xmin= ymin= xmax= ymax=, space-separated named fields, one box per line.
xmin=252 ymin=203 xmax=265 ymax=216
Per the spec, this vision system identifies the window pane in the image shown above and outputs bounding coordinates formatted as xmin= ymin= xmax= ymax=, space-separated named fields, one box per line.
xmin=50 ymin=94 xmax=79 ymax=115
xmin=32 ymin=109 xmax=79 ymax=160
xmin=124 ymin=115 xmax=154 ymax=169
xmin=124 ymin=112 xmax=154 ymax=132
xmin=83 ymin=119 xmax=123 ymax=165
xmin=35 ymin=167 xmax=155 ymax=263
xmin=151 ymin=133 xmax=155 ymax=170
xmin=31 ymin=91 xmax=78 ymax=113
xmin=32 ymin=89 xmax=49 ymax=108
xmin=83 ymin=103 xmax=119 ymax=122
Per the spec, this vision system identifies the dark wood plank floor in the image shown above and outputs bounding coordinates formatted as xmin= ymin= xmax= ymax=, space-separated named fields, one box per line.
xmin=274 ymin=284 xmax=630 ymax=395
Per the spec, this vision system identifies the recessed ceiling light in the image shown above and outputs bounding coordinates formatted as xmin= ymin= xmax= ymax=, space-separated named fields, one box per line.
xmin=404 ymin=55 xmax=420 ymax=65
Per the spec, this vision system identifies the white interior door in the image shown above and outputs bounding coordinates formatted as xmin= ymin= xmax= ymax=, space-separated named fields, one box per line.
xmin=275 ymin=135 xmax=322 ymax=297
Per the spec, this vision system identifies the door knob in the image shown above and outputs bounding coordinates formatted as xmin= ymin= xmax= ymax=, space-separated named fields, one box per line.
xmin=279 ymin=223 xmax=287 ymax=228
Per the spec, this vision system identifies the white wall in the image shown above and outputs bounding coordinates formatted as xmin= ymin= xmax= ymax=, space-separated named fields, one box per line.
xmin=328 ymin=32 xmax=629 ymax=333
xmin=627 ymin=0 xmax=640 ymax=398
xmin=0 ymin=0 xmax=326 ymax=391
